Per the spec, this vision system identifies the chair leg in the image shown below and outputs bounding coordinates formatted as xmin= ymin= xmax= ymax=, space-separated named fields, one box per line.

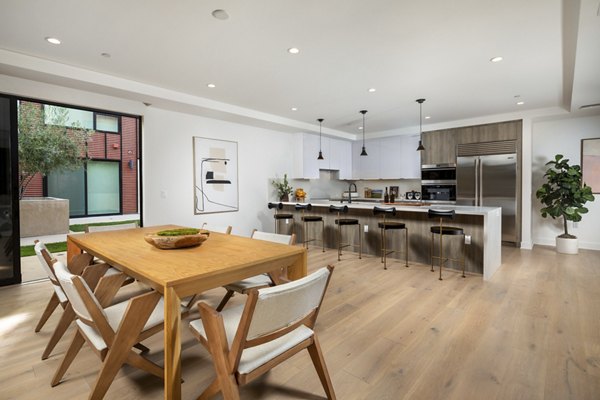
xmin=405 ymin=228 xmax=409 ymax=267
xmin=430 ymin=233 xmax=435 ymax=272
xmin=358 ymin=224 xmax=362 ymax=259
xmin=439 ymin=232 xmax=444 ymax=281
xmin=42 ymin=304 xmax=75 ymax=360
xmin=307 ymin=335 xmax=336 ymax=400
xmin=51 ymin=329 xmax=86 ymax=387
xmin=125 ymin=350 xmax=163 ymax=379
xmin=198 ymin=378 xmax=221 ymax=400
xmin=35 ymin=292 xmax=60 ymax=333
xmin=216 ymin=290 xmax=235 ymax=312
xmin=321 ymin=220 xmax=325 ymax=252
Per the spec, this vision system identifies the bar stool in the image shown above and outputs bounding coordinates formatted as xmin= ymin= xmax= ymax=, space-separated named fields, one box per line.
xmin=373 ymin=206 xmax=409 ymax=270
xmin=295 ymin=203 xmax=325 ymax=252
xmin=328 ymin=205 xmax=362 ymax=261
xmin=268 ymin=202 xmax=294 ymax=234
xmin=428 ymin=209 xmax=466 ymax=280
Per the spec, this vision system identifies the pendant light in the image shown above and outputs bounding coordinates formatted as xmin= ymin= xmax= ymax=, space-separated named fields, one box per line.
xmin=416 ymin=98 xmax=426 ymax=151
xmin=360 ymin=110 xmax=368 ymax=156
xmin=317 ymin=118 xmax=324 ymax=160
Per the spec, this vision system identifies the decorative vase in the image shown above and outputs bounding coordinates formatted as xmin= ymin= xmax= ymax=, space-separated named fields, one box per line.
xmin=280 ymin=194 xmax=289 ymax=202
xmin=556 ymin=236 xmax=578 ymax=255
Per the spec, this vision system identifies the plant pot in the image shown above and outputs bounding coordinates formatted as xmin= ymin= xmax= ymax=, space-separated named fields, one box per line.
xmin=280 ymin=194 xmax=289 ymax=202
xmin=556 ymin=236 xmax=578 ymax=255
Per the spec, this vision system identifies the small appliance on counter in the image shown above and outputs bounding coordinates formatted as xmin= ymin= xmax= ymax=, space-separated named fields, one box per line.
xmin=405 ymin=190 xmax=421 ymax=200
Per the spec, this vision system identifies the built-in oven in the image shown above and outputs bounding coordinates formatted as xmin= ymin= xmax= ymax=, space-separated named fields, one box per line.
xmin=421 ymin=164 xmax=456 ymax=202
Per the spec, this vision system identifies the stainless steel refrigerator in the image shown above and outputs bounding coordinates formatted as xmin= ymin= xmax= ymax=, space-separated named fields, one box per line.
xmin=456 ymin=147 xmax=518 ymax=244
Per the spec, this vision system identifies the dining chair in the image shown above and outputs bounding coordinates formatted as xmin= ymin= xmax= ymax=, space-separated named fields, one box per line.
xmin=215 ymin=229 xmax=295 ymax=311
xmin=201 ymin=222 xmax=233 ymax=234
xmin=189 ymin=265 xmax=336 ymax=399
xmin=34 ymin=241 xmax=125 ymax=360
xmin=51 ymin=260 xmax=186 ymax=400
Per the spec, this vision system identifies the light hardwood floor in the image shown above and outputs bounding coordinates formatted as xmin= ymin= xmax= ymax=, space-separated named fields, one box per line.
xmin=1 ymin=245 xmax=599 ymax=399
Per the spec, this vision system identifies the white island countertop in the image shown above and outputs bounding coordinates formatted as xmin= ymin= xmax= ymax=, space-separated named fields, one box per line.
xmin=281 ymin=201 xmax=503 ymax=281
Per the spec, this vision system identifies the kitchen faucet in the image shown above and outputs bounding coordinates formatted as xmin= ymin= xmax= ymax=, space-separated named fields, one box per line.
xmin=347 ymin=182 xmax=357 ymax=204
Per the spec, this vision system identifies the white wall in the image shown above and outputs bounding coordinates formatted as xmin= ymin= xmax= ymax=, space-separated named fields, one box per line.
xmin=143 ymin=107 xmax=294 ymax=236
xmin=531 ymin=114 xmax=600 ymax=250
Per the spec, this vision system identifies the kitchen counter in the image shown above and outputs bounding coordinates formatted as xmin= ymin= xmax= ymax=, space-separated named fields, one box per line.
xmin=280 ymin=201 xmax=502 ymax=280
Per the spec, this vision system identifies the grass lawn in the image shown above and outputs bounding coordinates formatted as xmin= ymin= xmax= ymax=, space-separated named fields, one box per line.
xmin=21 ymin=220 xmax=140 ymax=257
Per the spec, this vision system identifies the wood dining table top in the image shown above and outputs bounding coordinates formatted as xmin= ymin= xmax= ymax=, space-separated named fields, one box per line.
xmin=67 ymin=224 xmax=307 ymax=297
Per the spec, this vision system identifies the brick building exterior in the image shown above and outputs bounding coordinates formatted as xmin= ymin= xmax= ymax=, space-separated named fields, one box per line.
xmin=21 ymin=102 xmax=139 ymax=216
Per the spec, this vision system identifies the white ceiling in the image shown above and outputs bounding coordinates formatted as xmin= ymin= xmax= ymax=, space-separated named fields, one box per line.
xmin=0 ymin=0 xmax=598 ymax=137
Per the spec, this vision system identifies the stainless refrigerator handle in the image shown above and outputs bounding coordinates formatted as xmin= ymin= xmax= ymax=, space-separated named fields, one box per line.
xmin=474 ymin=158 xmax=479 ymax=206
xmin=478 ymin=157 xmax=483 ymax=206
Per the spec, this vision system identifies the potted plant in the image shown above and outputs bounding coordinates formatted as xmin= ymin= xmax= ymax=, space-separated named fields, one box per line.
xmin=535 ymin=154 xmax=595 ymax=254
xmin=272 ymin=173 xmax=293 ymax=202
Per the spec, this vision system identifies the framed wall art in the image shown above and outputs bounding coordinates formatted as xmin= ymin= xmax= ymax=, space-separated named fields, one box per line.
xmin=193 ymin=137 xmax=239 ymax=214
xmin=581 ymin=137 xmax=600 ymax=194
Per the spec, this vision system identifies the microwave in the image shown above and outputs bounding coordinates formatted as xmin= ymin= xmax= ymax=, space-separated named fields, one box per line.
xmin=421 ymin=164 xmax=456 ymax=184
xmin=421 ymin=183 xmax=456 ymax=202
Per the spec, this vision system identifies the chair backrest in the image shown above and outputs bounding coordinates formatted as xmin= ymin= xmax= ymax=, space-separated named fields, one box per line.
xmin=86 ymin=222 xmax=138 ymax=233
xmin=53 ymin=261 xmax=105 ymax=325
xmin=329 ymin=205 xmax=348 ymax=215
xmin=34 ymin=241 xmax=58 ymax=283
xmin=201 ymin=223 xmax=233 ymax=234
xmin=242 ymin=266 xmax=333 ymax=343
xmin=267 ymin=202 xmax=283 ymax=210
xmin=427 ymin=209 xmax=455 ymax=220
xmin=295 ymin=203 xmax=312 ymax=211
xmin=251 ymin=229 xmax=295 ymax=245
xmin=373 ymin=206 xmax=396 ymax=216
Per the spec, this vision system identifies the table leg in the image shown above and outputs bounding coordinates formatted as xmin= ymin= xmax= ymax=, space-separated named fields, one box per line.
xmin=164 ymin=287 xmax=182 ymax=400
xmin=287 ymin=248 xmax=308 ymax=280
xmin=66 ymin=236 xmax=83 ymax=265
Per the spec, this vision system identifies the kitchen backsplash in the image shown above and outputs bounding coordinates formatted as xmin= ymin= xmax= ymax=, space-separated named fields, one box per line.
xmin=272 ymin=171 xmax=421 ymax=202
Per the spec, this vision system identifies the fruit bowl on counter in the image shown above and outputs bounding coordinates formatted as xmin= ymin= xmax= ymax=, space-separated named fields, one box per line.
xmin=145 ymin=228 xmax=210 ymax=249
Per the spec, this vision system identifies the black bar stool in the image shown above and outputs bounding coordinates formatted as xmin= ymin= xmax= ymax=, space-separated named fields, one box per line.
xmin=295 ymin=203 xmax=325 ymax=252
xmin=373 ymin=206 xmax=409 ymax=270
xmin=428 ymin=209 xmax=466 ymax=280
xmin=328 ymin=205 xmax=362 ymax=261
xmin=268 ymin=202 xmax=294 ymax=234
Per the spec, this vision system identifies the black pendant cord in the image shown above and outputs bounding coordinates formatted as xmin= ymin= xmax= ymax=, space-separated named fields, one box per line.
xmin=317 ymin=118 xmax=324 ymax=160
xmin=416 ymin=99 xmax=426 ymax=151
xmin=360 ymin=110 xmax=368 ymax=156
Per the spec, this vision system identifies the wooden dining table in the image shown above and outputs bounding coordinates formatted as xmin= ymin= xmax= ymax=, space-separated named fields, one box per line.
xmin=66 ymin=225 xmax=307 ymax=400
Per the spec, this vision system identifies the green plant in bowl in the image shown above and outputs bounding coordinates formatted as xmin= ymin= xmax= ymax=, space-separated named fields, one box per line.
xmin=157 ymin=228 xmax=201 ymax=236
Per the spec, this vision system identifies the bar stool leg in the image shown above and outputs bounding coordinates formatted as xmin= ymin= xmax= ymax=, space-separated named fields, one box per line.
xmin=380 ymin=228 xmax=385 ymax=264
xmin=303 ymin=219 xmax=308 ymax=249
xmin=337 ymin=222 xmax=342 ymax=261
xmin=321 ymin=220 xmax=325 ymax=252
xmin=439 ymin=231 xmax=444 ymax=281
xmin=383 ymin=227 xmax=388 ymax=270
xmin=462 ymin=234 xmax=466 ymax=278
xmin=358 ymin=224 xmax=362 ymax=259
xmin=430 ymin=233 xmax=435 ymax=272
xmin=275 ymin=217 xmax=279 ymax=234
xmin=404 ymin=228 xmax=409 ymax=267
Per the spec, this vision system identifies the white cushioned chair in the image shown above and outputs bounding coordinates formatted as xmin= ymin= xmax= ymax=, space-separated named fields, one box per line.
xmin=215 ymin=229 xmax=296 ymax=311
xmin=51 ymin=261 xmax=186 ymax=400
xmin=85 ymin=222 xmax=138 ymax=233
xmin=189 ymin=265 xmax=336 ymax=399
xmin=201 ymin=222 xmax=233 ymax=235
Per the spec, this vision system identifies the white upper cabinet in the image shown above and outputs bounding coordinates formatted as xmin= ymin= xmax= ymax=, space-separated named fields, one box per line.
xmin=292 ymin=133 xmax=353 ymax=179
xmin=352 ymin=135 xmax=420 ymax=179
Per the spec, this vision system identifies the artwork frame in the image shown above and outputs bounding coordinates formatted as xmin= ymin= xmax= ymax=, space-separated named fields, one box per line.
xmin=193 ymin=137 xmax=239 ymax=214
xmin=581 ymin=137 xmax=600 ymax=194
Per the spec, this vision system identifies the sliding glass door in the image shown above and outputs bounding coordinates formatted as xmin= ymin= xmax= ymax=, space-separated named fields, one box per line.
xmin=0 ymin=95 xmax=20 ymax=285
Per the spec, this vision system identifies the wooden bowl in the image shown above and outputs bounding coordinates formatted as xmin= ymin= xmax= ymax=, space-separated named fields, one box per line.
xmin=144 ymin=230 xmax=210 ymax=249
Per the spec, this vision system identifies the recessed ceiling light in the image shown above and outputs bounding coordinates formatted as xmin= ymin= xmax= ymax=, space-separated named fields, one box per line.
xmin=207 ymin=83 xmax=216 ymax=88
xmin=368 ymin=88 xmax=376 ymax=93
xmin=516 ymin=101 xmax=524 ymax=105
xmin=291 ymin=107 xmax=298 ymax=111
xmin=45 ymin=37 xmax=61 ymax=45
xmin=358 ymin=126 xmax=363 ymax=130
xmin=425 ymin=116 xmax=431 ymax=119
xmin=101 ymin=52 xmax=111 ymax=58
xmin=490 ymin=56 xmax=503 ymax=63
xmin=288 ymin=47 xmax=300 ymax=54
xmin=211 ymin=9 xmax=229 ymax=20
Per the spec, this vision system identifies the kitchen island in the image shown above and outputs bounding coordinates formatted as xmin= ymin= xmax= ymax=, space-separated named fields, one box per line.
xmin=280 ymin=201 xmax=502 ymax=280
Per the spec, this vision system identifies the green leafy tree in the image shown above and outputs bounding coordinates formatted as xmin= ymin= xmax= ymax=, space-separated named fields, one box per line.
xmin=272 ymin=173 xmax=293 ymax=199
xmin=535 ymin=154 xmax=595 ymax=238
xmin=18 ymin=102 xmax=90 ymax=199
